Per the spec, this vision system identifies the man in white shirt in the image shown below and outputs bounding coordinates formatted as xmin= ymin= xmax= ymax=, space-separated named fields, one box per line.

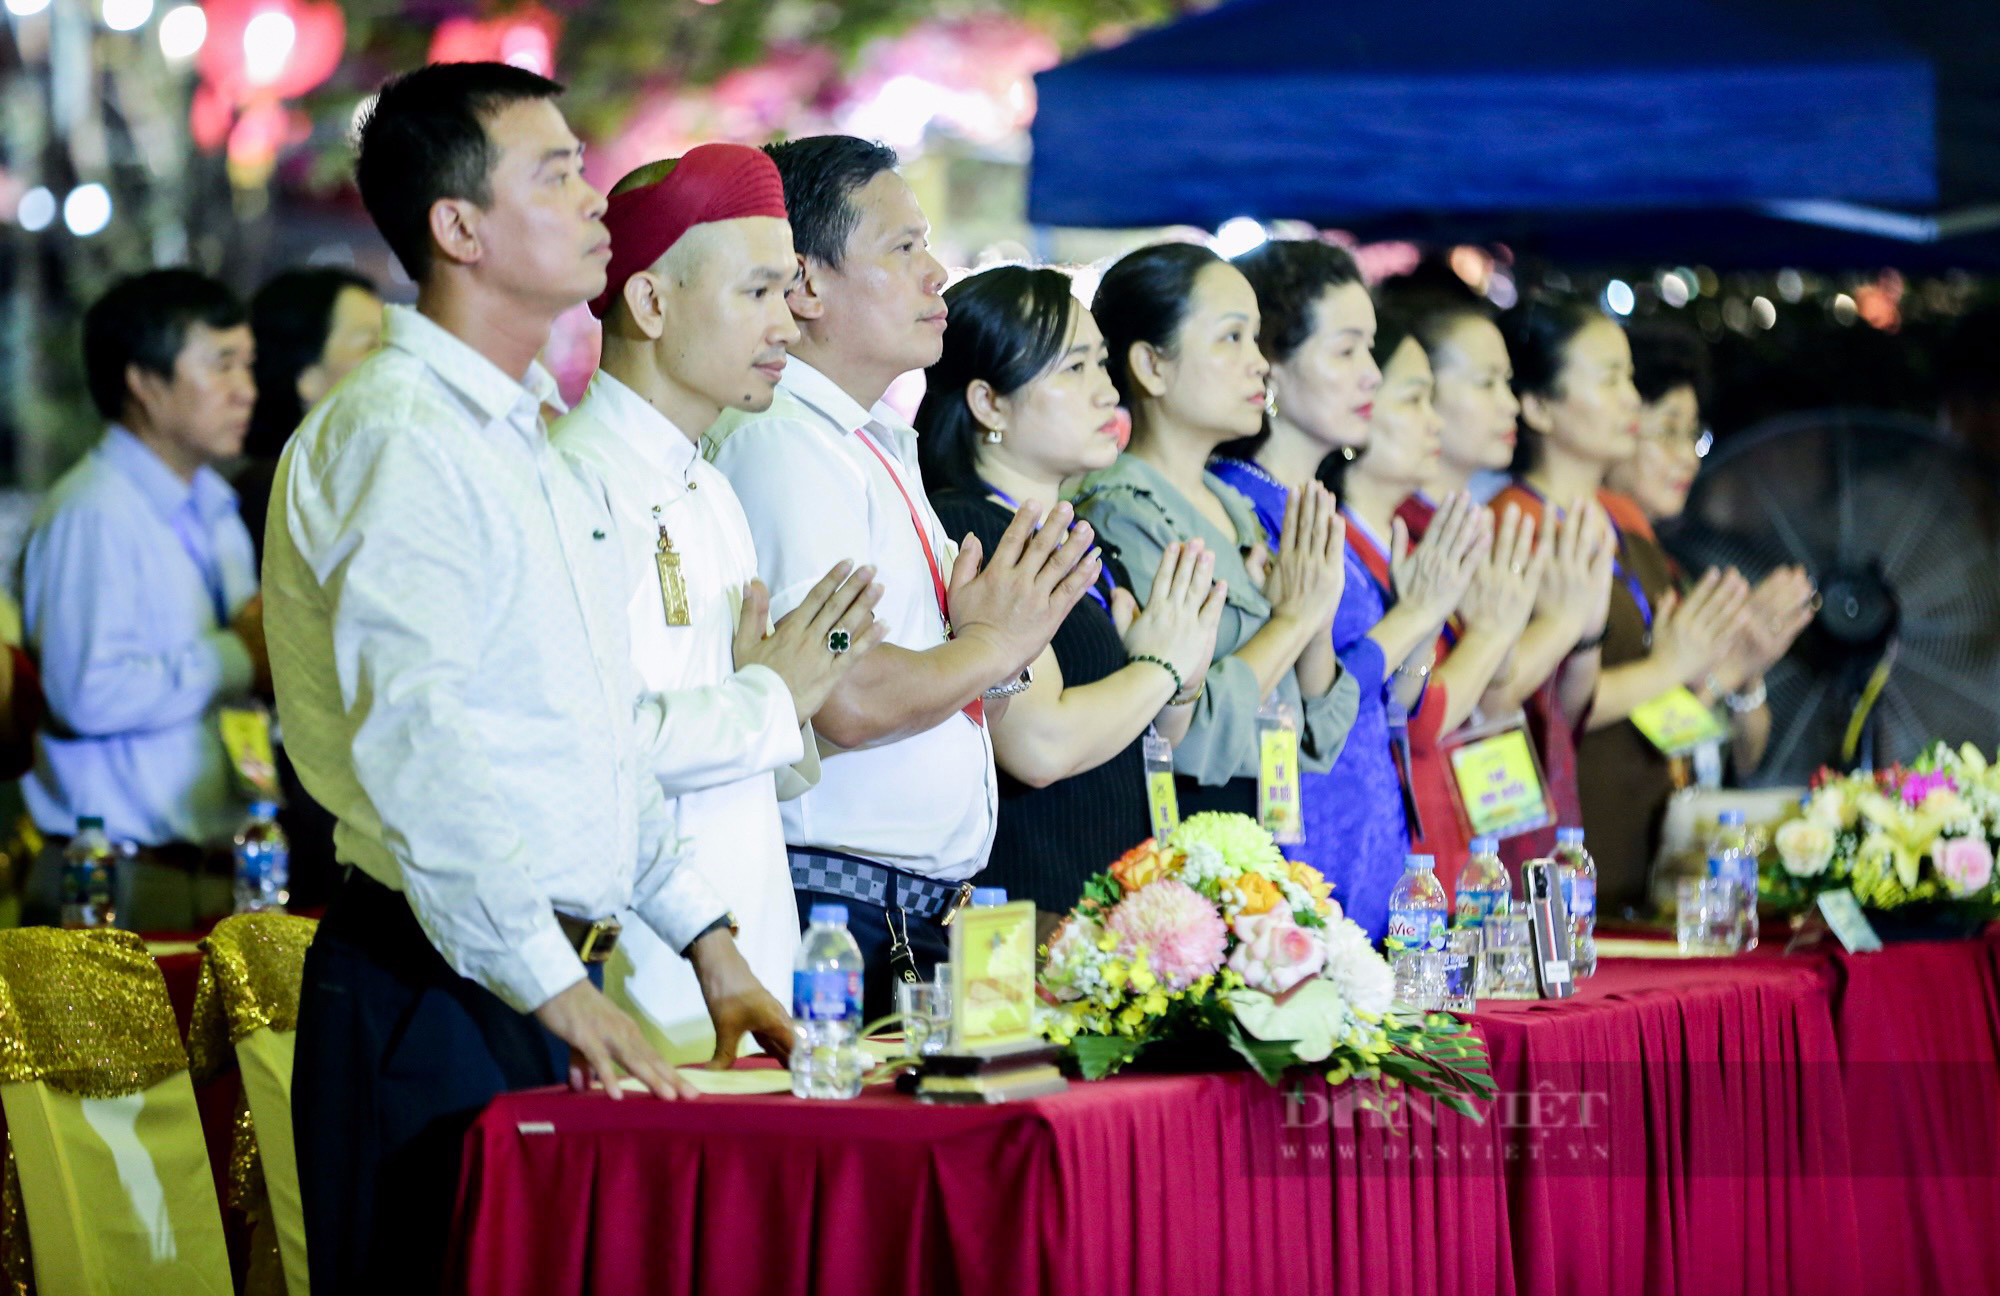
xmin=264 ymin=64 xmax=791 ymax=1292
xmin=705 ymin=135 xmax=1099 ymax=1017
xmin=555 ymin=143 xmax=887 ymax=1053
xmin=19 ymin=268 xmax=268 ymax=929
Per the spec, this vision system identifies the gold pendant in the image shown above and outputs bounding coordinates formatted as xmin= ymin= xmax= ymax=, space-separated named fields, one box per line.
xmin=655 ymin=524 xmax=691 ymax=626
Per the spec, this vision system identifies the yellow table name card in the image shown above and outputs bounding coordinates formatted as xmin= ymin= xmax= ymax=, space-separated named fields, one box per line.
xmin=1447 ymin=722 xmax=1553 ymax=840
xmin=949 ymin=900 xmax=1038 ymax=1055
xmin=1630 ymin=687 xmax=1730 ymax=757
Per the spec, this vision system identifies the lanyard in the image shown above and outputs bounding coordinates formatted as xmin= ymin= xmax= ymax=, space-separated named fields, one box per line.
xmin=855 ymin=427 xmax=983 ymax=727
xmin=981 ymin=481 xmax=1117 ymax=614
xmin=1510 ymin=481 xmax=1652 ymax=631
xmin=170 ymin=506 xmax=230 ymax=629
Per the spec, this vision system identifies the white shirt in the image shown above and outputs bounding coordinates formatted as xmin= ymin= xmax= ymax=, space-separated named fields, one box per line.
xmin=264 ymin=306 xmax=724 ymax=1014
xmin=704 ymin=357 xmax=998 ymax=881
xmin=553 ymin=372 xmax=807 ymax=1035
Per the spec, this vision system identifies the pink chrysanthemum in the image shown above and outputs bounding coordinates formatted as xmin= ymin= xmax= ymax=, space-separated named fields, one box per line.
xmin=1105 ymin=879 xmax=1228 ymax=991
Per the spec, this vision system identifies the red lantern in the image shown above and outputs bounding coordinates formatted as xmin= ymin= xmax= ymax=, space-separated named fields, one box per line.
xmin=196 ymin=0 xmax=345 ymax=107
xmin=427 ymin=5 xmax=562 ymax=78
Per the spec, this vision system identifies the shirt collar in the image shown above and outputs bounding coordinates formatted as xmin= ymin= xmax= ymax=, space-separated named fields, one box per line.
xmin=777 ymin=356 xmax=906 ymax=440
xmin=382 ymin=304 xmax=561 ymax=432
xmin=577 ymin=371 xmax=700 ymax=482
xmin=100 ymin=424 xmax=237 ymax=525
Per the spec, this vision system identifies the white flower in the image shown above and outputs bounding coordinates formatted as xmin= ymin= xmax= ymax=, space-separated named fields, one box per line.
xmin=1775 ymin=819 xmax=1835 ymax=878
xmin=1318 ymin=918 xmax=1394 ymax=1018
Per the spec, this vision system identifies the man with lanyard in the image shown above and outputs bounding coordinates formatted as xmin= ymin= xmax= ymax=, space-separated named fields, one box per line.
xmin=264 ymin=65 xmax=792 ymax=1291
xmin=20 ymin=269 xmax=267 ymax=929
xmin=705 ymin=135 xmax=1100 ymax=1018
xmin=555 ymin=143 xmax=890 ymax=1053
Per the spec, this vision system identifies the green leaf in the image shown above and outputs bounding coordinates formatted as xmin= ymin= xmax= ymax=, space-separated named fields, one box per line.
xmin=1219 ymin=1013 xmax=1299 ymax=1086
xmin=1071 ymin=1033 xmax=1147 ymax=1081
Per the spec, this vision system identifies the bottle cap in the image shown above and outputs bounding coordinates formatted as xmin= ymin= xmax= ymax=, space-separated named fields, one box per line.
xmin=808 ymin=903 xmax=849 ymax=926
xmin=1556 ymin=827 xmax=1585 ymax=846
xmin=1405 ymin=854 xmax=1436 ymax=870
xmin=970 ymin=887 xmax=1009 ymax=907
xmin=76 ymin=816 xmax=104 ymax=832
xmin=250 ymin=801 xmax=279 ymax=819
xmin=1470 ymin=835 xmax=1499 ymax=856
xmin=1719 ymin=810 xmax=1746 ymax=825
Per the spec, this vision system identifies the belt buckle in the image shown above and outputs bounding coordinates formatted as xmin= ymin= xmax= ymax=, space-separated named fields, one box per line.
xmin=938 ymin=882 xmax=976 ymax=927
xmin=576 ymin=918 xmax=621 ymax=964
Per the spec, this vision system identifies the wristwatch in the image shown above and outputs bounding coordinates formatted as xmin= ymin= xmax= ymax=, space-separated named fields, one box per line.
xmin=680 ymin=910 xmax=740 ymax=955
xmin=983 ymin=667 xmax=1034 ymax=700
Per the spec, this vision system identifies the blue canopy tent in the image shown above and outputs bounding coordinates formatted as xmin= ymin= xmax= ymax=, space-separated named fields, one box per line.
xmin=1027 ymin=0 xmax=2000 ymax=268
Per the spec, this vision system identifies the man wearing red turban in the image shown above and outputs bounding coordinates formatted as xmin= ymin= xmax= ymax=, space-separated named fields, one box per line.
xmin=556 ymin=143 xmax=888 ymax=1054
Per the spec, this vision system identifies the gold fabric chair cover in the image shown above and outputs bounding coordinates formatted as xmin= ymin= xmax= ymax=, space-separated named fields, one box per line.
xmin=189 ymin=912 xmax=316 ymax=1296
xmin=0 ymin=927 xmax=231 ymax=1295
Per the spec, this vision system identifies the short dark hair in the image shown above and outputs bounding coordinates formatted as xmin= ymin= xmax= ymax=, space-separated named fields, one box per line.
xmin=1230 ymin=240 xmax=1364 ymax=367
xmin=1091 ymin=242 xmax=1224 ymax=411
xmin=246 ymin=267 xmax=379 ymax=458
xmin=1499 ymin=296 xmax=1608 ymax=471
xmin=914 ymin=266 xmax=1078 ymax=497
xmin=1628 ymin=318 xmax=1712 ymax=409
xmin=82 ymin=269 xmax=246 ymax=422
xmin=355 ymin=61 xmax=564 ymax=282
xmin=761 ymin=135 xmax=899 ymax=269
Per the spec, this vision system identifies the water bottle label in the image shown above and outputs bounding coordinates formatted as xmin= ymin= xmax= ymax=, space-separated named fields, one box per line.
xmin=1443 ymin=956 xmax=1476 ymax=1001
xmin=1562 ymin=877 xmax=1596 ymax=921
xmin=792 ymin=969 xmax=860 ymax=1022
xmin=1386 ymin=908 xmax=1444 ymax=951
xmin=1456 ymin=888 xmax=1507 ymax=923
xmin=1708 ymin=855 xmax=1756 ymax=886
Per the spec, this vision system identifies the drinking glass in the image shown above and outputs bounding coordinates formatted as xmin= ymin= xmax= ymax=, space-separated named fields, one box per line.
xmin=896 ymin=980 xmax=952 ymax=1057
xmin=1480 ymin=913 xmax=1536 ymax=999
xmin=1441 ymin=928 xmax=1480 ymax=1012
xmin=1676 ymin=878 xmax=1744 ymax=955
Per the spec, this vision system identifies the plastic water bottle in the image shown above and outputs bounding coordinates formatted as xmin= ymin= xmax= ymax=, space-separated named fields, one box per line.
xmin=1387 ymin=855 xmax=1448 ymax=1009
xmin=1553 ymin=827 xmax=1598 ymax=980
xmin=1454 ymin=836 xmax=1511 ymax=927
xmin=1706 ymin=811 xmax=1758 ymax=952
xmin=232 ymin=802 xmax=291 ymax=913
xmin=60 ymin=817 xmax=116 ymax=930
xmin=791 ymin=903 xmax=865 ymax=1099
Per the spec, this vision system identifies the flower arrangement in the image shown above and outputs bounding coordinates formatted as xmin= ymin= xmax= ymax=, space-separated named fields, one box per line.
xmin=1036 ymin=812 xmax=1494 ymax=1116
xmin=1761 ymin=742 xmax=2000 ymax=923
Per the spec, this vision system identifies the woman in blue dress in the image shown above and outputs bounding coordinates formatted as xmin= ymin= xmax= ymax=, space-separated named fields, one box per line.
xmin=1210 ymin=242 xmax=1487 ymax=939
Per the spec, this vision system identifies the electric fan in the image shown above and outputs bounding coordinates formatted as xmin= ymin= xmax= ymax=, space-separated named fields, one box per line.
xmin=1664 ymin=409 xmax=2000 ymax=785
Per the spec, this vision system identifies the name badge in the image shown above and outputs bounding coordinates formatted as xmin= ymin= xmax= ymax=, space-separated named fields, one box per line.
xmin=1631 ymin=687 xmax=1730 ymax=756
xmin=219 ymin=705 xmax=280 ymax=800
xmin=1444 ymin=713 xmax=1553 ymax=841
xmin=1141 ymin=726 xmax=1180 ymax=839
xmin=1256 ymin=697 xmax=1304 ymax=845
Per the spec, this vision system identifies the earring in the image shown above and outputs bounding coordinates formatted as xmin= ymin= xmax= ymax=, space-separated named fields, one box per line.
xmin=982 ymin=427 xmax=1003 ymax=445
xmin=1341 ymin=445 xmax=1357 ymax=461
xmin=1264 ymin=383 xmax=1279 ymax=423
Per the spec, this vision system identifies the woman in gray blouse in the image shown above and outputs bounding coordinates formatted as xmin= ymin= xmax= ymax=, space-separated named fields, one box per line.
xmin=1074 ymin=243 xmax=1359 ymax=822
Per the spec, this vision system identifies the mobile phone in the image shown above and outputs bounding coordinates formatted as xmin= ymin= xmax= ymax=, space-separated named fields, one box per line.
xmin=1522 ymin=859 xmax=1575 ymax=999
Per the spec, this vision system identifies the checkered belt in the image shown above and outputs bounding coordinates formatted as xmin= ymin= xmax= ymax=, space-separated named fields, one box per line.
xmin=788 ymin=848 xmax=967 ymax=921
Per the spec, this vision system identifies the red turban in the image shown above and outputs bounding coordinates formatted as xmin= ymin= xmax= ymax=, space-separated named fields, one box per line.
xmin=588 ymin=142 xmax=789 ymax=320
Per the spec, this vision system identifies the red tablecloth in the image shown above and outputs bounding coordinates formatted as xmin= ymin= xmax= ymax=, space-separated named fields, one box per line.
xmin=450 ymin=942 xmax=2000 ymax=1296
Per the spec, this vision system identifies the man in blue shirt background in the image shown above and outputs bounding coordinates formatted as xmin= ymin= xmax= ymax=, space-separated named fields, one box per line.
xmin=18 ymin=268 xmax=269 ymax=929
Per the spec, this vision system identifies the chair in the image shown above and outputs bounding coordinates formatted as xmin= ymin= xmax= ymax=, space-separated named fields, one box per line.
xmin=0 ymin=927 xmax=232 ymax=1294
xmin=188 ymin=911 xmax=317 ymax=1296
